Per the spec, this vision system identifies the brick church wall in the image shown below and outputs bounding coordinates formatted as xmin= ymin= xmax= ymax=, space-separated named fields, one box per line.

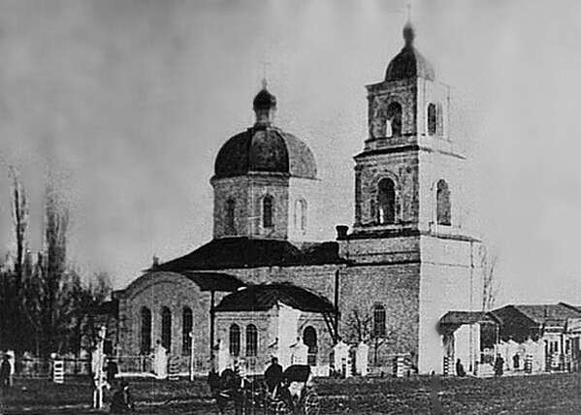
xmin=339 ymin=263 xmax=420 ymax=369
xmin=212 ymin=175 xmax=289 ymax=240
xmin=117 ymin=271 xmax=230 ymax=374
xmin=219 ymin=264 xmax=340 ymax=302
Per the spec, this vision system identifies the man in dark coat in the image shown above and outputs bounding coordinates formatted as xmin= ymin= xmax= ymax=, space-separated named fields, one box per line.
xmin=455 ymin=358 xmax=466 ymax=377
xmin=494 ymin=354 xmax=505 ymax=377
xmin=265 ymin=357 xmax=283 ymax=394
xmin=273 ymin=365 xmax=319 ymax=415
xmin=109 ymin=381 xmax=134 ymax=413
xmin=106 ymin=358 xmax=119 ymax=385
xmin=0 ymin=354 xmax=11 ymax=389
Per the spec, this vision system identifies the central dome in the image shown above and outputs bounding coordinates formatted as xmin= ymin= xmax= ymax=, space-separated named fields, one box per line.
xmin=214 ymin=127 xmax=317 ymax=179
xmin=214 ymin=85 xmax=317 ymax=180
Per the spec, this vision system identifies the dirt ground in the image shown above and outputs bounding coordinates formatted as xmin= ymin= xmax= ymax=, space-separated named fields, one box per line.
xmin=2 ymin=373 xmax=581 ymax=414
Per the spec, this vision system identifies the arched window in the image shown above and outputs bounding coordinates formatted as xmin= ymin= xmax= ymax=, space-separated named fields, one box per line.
xmin=262 ymin=195 xmax=274 ymax=228
xmin=226 ymin=199 xmax=236 ymax=235
xmin=373 ymin=304 xmax=386 ymax=337
xmin=294 ymin=199 xmax=307 ymax=231
xmin=140 ymin=307 xmax=152 ymax=355
xmin=161 ymin=307 xmax=172 ymax=351
xmin=229 ymin=324 xmax=240 ymax=356
xmin=246 ymin=324 xmax=258 ymax=357
xmin=377 ymin=178 xmax=396 ymax=225
xmin=436 ymin=180 xmax=451 ymax=225
xmin=303 ymin=326 xmax=318 ymax=366
xmin=437 ymin=103 xmax=444 ymax=135
xmin=427 ymin=103 xmax=437 ymax=135
xmin=182 ymin=307 xmax=193 ymax=355
xmin=386 ymin=102 xmax=402 ymax=137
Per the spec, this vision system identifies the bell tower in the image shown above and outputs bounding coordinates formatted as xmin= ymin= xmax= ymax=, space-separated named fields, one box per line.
xmin=353 ymin=19 xmax=463 ymax=236
xmin=340 ymin=20 xmax=483 ymax=375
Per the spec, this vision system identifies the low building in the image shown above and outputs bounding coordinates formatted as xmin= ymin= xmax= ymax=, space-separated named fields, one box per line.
xmin=438 ymin=311 xmax=499 ymax=376
xmin=114 ymin=270 xmax=243 ymax=375
xmin=439 ymin=303 xmax=581 ymax=376
xmin=491 ymin=303 xmax=581 ymax=373
xmin=214 ymin=283 xmax=336 ymax=376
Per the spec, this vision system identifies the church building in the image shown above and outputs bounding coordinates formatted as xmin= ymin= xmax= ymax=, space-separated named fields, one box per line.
xmin=112 ymin=20 xmax=483 ymax=376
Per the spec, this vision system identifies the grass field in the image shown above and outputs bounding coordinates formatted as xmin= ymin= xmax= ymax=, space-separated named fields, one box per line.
xmin=2 ymin=373 xmax=581 ymax=414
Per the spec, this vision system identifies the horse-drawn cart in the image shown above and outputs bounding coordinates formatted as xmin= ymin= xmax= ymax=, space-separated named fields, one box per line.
xmin=208 ymin=364 xmax=320 ymax=415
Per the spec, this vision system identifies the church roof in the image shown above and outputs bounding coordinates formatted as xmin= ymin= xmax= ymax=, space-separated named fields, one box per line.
xmin=180 ymin=271 xmax=244 ymax=292
xmin=214 ymin=283 xmax=335 ymax=313
xmin=154 ymin=238 xmax=346 ymax=272
xmin=384 ymin=21 xmax=435 ymax=82
xmin=439 ymin=311 xmax=499 ymax=326
xmin=214 ymin=127 xmax=317 ymax=180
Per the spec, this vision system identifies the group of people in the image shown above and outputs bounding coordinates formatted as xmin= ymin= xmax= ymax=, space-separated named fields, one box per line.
xmin=209 ymin=357 xmax=320 ymax=415
xmin=264 ymin=358 xmax=320 ymax=415
xmin=455 ymin=354 xmax=506 ymax=377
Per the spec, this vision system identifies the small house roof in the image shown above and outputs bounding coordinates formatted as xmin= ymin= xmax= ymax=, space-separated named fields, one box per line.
xmin=439 ymin=311 xmax=499 ymax=326
xmin=215 ymin=283 xmax=335 ymax=313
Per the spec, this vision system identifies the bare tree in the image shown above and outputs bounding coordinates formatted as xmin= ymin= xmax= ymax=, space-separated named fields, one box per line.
xmin=8 ymin=166 xmax=29 ymax=283
xmin=481 ymin=244 xmax=499 ymax=311
xmin=344 ymin=299 xmax=408 ymax=367
xmin=4 ymin=167 xmax=111 ymax=356
xmin=19 ymin=174 xmax=71 ymax=356
xmin=0 ymin=166 xmax=31 ymax=351
xmin=75 ymin=271 xmax=113 ymax=352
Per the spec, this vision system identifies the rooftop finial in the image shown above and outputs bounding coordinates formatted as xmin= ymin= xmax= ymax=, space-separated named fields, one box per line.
xmin=261 ymin=61 xmax=271 ymax=90
xmin=253 ymin=62 xmax=276 ymax=126
xmin=403 ymin=3 xmax=415 ymax=47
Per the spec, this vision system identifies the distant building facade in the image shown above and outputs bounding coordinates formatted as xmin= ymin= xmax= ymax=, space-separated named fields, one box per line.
xmin=111 ymin=21 xmax=484 ymax=376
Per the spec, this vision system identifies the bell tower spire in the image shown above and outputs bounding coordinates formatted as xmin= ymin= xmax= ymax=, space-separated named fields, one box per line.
xmin=403 ymin=3 xmax=415 ymax=47
xmin=253 ymin=79 xmax=276 ymax=127
xmin=350 ymin=17 xmax=462 ymax=237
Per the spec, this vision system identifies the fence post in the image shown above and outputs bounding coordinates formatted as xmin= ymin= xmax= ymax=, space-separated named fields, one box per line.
xmin=443 ymin=356 xmax=450 ymax=377
xmin=524 ymin=354 xmax=533 ymax=374
xmin=53 ymin=360 xmax=64 ymax=384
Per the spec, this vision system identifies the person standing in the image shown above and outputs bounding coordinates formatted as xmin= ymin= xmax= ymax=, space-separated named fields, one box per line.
xmin=265 ymin=357 xmax=283 ymax=395
xmin=0 ymin=354 xmax=11 ymax=390
xmin=494 ymin=354 xmax=505 ymax=377
xmin=153 ymin=340 xmax=168 ymax=380
xmin=106 ymin=358 xmax=119 ymax=386
xmin=512 ymin=353 xmax=520 ymax=370
xmin=109 ymin=380 xmax=134 ymax=413
xmin=455 ymin=359 xmax=466 ymax=377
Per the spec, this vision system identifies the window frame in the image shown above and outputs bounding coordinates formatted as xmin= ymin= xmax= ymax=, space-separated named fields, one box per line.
xmin=373 ymin=304 xmax=387 ymax=338
xmin=182 ymin=307 xmax=193 ymax=355
xmin=377 ymin=178 xmax=396 ymax=225
xmin=140 ymin=307 xmax=152 ymax=355
xmin=246 ymin=324 xmax=258 ymax=357
xmin=436 ymin=179 xmax=452 ymax=226
xmin=229 ymin=324 xmax=241 ymax=356
xmin=386 ymin=102 xmax=403 ymax=137
xmin=262 ymin=195 xmax=274 ymax=228
xmin=225 ymin=198 xmax=236 ymax=235
xmin=161 ymin=306 xmax=172 ymax=351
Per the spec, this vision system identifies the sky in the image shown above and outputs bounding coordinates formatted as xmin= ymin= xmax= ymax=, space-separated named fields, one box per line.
xmin=1 ymin=0 xmax=581 ymax=306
